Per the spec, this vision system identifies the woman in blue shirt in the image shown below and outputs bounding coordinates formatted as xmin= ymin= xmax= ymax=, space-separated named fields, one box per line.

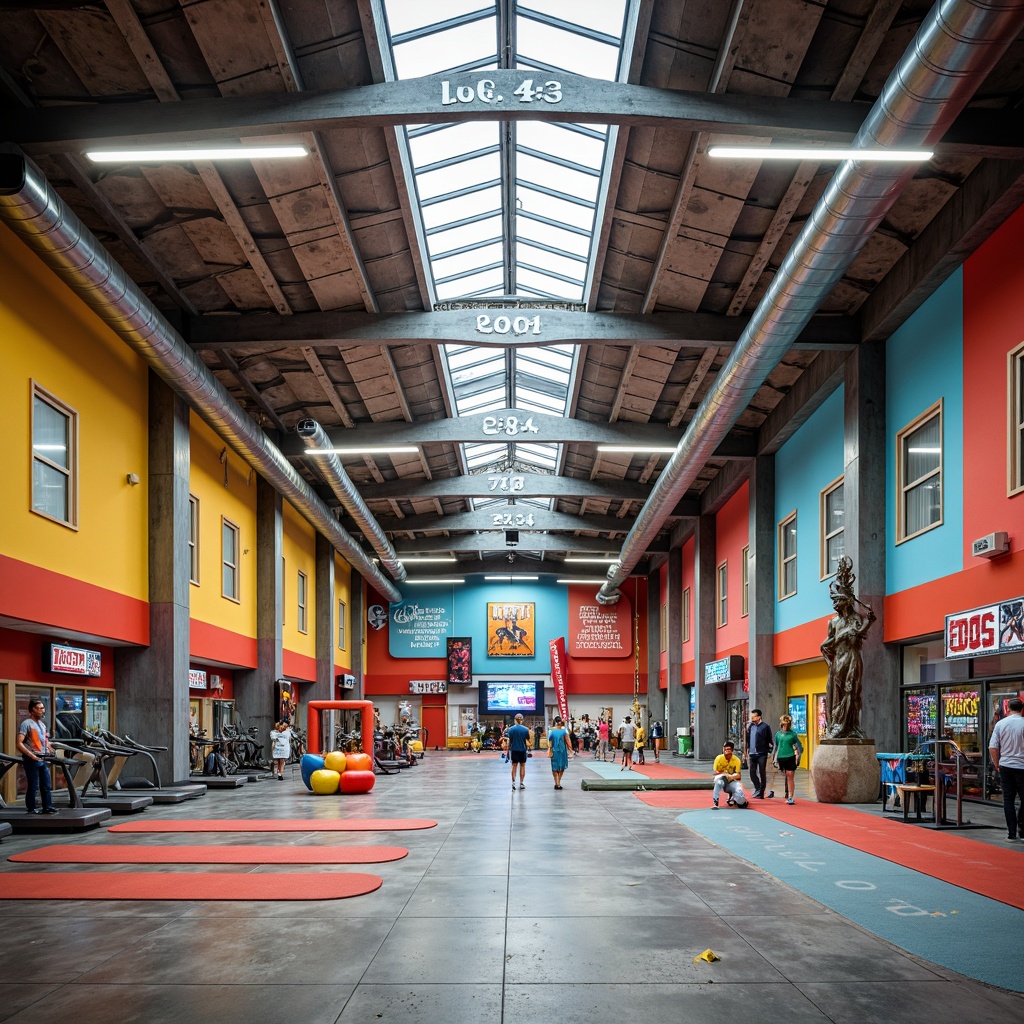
xmin=547 ymin=716 xmax=573 ymax=790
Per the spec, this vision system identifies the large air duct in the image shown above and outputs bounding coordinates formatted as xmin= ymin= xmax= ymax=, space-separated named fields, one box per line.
xmin=597 ymin=0 xmax=1024 ymax=604
xmin=296 ymin=419 xmax=407 ymax=583
xmin=0 ymin=152 xmax=403 ymax=604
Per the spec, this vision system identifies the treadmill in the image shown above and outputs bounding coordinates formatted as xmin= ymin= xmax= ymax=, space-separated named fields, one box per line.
xmin=0 ymin=752 xmax=111 ymax=832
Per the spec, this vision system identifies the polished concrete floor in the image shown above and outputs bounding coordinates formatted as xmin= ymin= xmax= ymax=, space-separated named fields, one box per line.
xmin=0 ymin=750 xmax=1021 ymax=1023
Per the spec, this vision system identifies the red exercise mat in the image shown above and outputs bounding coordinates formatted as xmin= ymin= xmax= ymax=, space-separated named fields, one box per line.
xmin=10 ymin=844 xmax=408 ymax=864
xmin=108 ymin=818 xmax=437 ymax=833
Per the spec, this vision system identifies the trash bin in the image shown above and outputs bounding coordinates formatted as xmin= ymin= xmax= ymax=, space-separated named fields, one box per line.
xmin=677 ymin=727 xmax=692 ymax=756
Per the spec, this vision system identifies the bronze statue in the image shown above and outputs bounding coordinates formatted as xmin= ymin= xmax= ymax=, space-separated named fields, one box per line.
xmin=820 ymin=557 xmax=876 ymax=739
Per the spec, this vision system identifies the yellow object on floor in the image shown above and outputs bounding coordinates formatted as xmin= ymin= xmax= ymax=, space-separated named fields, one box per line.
xmin=694 ymin=949 xmax=720 ymax=963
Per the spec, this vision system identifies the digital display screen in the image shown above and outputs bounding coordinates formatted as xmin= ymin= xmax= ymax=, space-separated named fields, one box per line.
xmin=479 ymin=681 xmax=541 ymax=715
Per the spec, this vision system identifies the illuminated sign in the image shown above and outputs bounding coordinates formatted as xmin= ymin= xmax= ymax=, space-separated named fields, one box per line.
xmin=703 ymin=655 xmax=744 ymax=685
xmin=43 ymin=643 xmax=101 ymax=677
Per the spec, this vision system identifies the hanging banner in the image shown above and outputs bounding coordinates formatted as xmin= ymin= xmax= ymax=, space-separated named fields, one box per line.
xmin=549 ymin=636 xmax=569 ymax=725
xmin=568 ymin=586 xmax=631 ymax=657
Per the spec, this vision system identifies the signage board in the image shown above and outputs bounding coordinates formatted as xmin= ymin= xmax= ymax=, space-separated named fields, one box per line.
xmin=945 ymin=596 xmax=1024 ymax=659
xmin=409 ymin=679 xmax=447 ymax=695
xmin=43 ymin=643 xmax=102 ymax=677
xmin=703 ymin=655 xmax=744 ymax=685
xmin=188 ymin=669 xmax=207 ymax=689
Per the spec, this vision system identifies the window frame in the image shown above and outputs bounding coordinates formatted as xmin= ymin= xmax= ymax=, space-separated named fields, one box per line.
xmin=297 ymin=570 xmax=308 ymax=635
xmin=338 ymin=600 xmax=347 ymax=651
xmin=221 ymin=517 xmax=240 ymax=603
xmin=778 ymin=510 xmax=798 ymax=600
xmin=1010 ymin=341 xmax=1024 ymax=496
xmin=681 ymin=587 xmax=690 ymax=644
xmin=896 ymin=400 xmax=943 ymax=544
xmin=716 ymin=560 xmax=728 ymax=627
xmin=188 ymin=495 xmax=200 ymax=585
xmin=820 ymin=475 xmax=845 ymax=581
xmin=741 ymin=545 xmax=749 ymax=618
xmin=30 ymin=381 xmax=79 ymax=529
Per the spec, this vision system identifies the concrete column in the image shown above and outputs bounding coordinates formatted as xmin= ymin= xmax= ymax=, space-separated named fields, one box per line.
xmin=349 ymin=570 xmax=364 ymax=694
xmin=235 ymin=475 xmax=282 ymax=754
xmin=114 ymin=373 xmax=190 ymax=783
xmin=645 ymin=572 xmax=664 ymax=722
xmin=748 ymin=455 xmax=786 ymax=726
xmin=844 ymin=345 xmax=899 ymax=749
xmin=312 ymin=532 xmax=335 ymax=706
xmin=694 ymin=515 xmax=722 ymax=759
xmin=665 ymin=548 xmax=684 ymax=746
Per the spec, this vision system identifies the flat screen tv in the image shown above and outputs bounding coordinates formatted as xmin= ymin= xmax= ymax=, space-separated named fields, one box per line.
xmin=479 ymin=681 xmax=543 ymax=716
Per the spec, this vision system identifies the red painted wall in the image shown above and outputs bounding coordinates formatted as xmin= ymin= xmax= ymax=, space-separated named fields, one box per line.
xmin=190 ymin=618 xmax=258 ymax=670
xmin=962 ymin=202 xmax=1024 ymax=562
xmin=0 ymin=626 xmax=116 ymax=688
xmin=715 ymin=482 xmax=749 ymax=655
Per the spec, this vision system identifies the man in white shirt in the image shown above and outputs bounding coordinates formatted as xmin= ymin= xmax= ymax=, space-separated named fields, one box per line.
xmin=989 ymin=696 xmax=1024 ymax=841
xmin=618 ymin=715 xmax=636 ymax=771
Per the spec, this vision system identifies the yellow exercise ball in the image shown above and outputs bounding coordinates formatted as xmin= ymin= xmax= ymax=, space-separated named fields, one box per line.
xmin=310 ymin=768 xmax=341 ymax=794
xmin=323 ymin=750 xmax=348 ymax=774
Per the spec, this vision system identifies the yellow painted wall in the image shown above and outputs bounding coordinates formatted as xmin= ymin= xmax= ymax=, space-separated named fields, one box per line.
xmin=334 ymin=555 xmax=352 ymax=671
xmin=786 ymin=660 xmax=828 ymax=766
xmin=282 ymin=501 xmax=316 ymax=661
xmin=0 ymin=225 xmax=148 ymax=598
xmin=188 ymin=415 xmax=257 ymax=639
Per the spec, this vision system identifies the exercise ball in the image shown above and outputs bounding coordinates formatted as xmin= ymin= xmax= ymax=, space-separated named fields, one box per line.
xmin=323 ymin=750 xmax=348 ymax=774
xmin=345 ymin=751 xmax=373 ymax=773
xmin=338 ymin=769 xmax=375 ymax=794
xmin=300 ymin=753 xmax=325 ymax=790
xmin=310 ymin=768 xmax=341 ymax=795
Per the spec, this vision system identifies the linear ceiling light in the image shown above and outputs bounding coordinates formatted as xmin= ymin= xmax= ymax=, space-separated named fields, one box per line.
xmin=484 ymin=575 xmax=539 ymax=581
xmin=304 ymin=446 xmax=420 ymax=456
xmin=405 ymin=578 xmax=465 ymax=585
xmin=565 ymin=557 xmax=619 ymax=563
xmin=707 ymin=146 xmax=933 ymax=162
xmin=596 ymin=445 xmax=678 ymax=454
xmin=86 ymin=145 xmax=309 ymax=163
xmin=557 ymin=578 xmax=610 ymax=584
xmin=388 ymin=557 xmax=457 ymax=564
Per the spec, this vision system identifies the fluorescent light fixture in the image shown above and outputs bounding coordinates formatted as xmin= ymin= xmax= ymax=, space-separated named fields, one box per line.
xmin=907 ymin=447 xmax=941 ymax=454
xmin=707 ymin=145 xmax=933 ymax=162
xmin=596 ymin=445 xmax=678 ymax=454
xmin=86 ymin=145 xmax=309 ymax=163
xmin=484 ymin=575 xmax=539 ymax=581
xmin=304 ymin=447 xmax=420 ymax=456
xmin=405 ymin=578 xmax=464 ymax=584
xmin=557 ymin=578 xmax=609 ymax=584
xmin=565 ymin=557 xmax=619 ymax=564
xmin=395 ymin=557 xmax=457 ymax=564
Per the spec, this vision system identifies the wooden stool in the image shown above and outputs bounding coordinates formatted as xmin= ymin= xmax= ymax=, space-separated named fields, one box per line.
xmin=895 ymin=783 xmax=935 ymax=822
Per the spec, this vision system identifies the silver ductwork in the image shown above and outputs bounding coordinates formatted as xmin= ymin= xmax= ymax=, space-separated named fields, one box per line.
xmin=0 ymin=153 xmax=403 ymax=604
xmin=296 ymin=419 xmax=407 ymax=583
xmin=598 ymin=0 xmax=1024 ymax=603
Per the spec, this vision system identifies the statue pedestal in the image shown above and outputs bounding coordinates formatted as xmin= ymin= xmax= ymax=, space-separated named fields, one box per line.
xmin=811 ymin=738 xmax=878 ymax=804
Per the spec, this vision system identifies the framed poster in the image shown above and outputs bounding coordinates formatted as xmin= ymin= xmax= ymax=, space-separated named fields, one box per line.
xmin=447 ymin=637 xmax=472 ymax=685
xmin=487 ymin=602 xmax=534 ymax=656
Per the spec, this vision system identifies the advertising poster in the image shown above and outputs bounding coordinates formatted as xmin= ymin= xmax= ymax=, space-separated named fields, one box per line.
xmin=568 ymin=586 xmax=631 ymax=657
xmin=388 ymin=588 xmax=455 ymax=658
xmin=447 ymin=637 xmax=472 ymax=685
xmin=487 ymin=601 xmax=534 ymax=656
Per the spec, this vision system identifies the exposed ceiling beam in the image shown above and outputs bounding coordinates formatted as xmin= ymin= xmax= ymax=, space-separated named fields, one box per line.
xmin=187 ymin=308 xmax=858 ymax=351
xmin=373 ymin=508 xmax=653 ymax=534
xmin=8 ymin=73 xmax=1021 ymax=158
xmin=394 ymin=534 xmax=667 ymax=555
xmin=281 ymin=408 xmax=756 ymax=456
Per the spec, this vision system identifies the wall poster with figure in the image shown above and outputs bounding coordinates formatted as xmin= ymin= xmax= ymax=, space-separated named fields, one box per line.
xmin=447 ymin=637 xmax=472 ymax=684
xmin=487 ymin=602 xmax=534 ymax=656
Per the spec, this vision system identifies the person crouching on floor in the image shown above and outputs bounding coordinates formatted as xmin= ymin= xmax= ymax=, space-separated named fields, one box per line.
xmin=712 ymin=741 xmax=748 ymax=808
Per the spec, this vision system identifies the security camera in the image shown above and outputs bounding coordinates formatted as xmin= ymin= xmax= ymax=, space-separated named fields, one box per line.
xmin=507 ymin=552 xmax=516 ymax=564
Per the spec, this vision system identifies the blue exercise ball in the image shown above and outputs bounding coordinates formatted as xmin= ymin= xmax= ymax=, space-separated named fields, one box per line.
xmin=300 ymin=752 xmax=326 ymax=790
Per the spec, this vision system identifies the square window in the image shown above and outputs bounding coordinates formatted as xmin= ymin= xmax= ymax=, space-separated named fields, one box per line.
xmin=188 ymin=495 xmax=200 ymax=585
xmin=716 ymin=561 xmax=728 ymax=627
xmin=222 ymin=518 xmax=240 ymax=602
xmin=897 ymin=402 xmax=943 ymax=542
xmin=820 ymin=477 xmax=845 ymax=579
xmin=31 ymin=383 xmax=78 ymax=528
xmin=338 ymin=600 xmax=347 ymax=650
xmin=297 ymin=570 xmax=308 ymax=634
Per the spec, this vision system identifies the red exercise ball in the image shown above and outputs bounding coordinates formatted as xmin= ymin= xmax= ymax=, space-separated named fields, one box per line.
xmin=338 ymin=769 xmax=375 ymax=794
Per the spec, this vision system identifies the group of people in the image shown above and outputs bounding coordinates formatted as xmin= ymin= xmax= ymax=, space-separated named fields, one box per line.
xmin=712 ymin=708 xmax=804 ymax=809
xmin=502 ymin=712 xmax=575 ymax=790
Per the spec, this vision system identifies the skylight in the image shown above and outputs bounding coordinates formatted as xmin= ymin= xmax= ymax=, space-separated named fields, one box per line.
xmin=378 ymin=0 xmax=633 ymax=548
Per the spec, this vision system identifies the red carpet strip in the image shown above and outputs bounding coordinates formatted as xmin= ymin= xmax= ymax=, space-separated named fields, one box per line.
xmin=625 ymin=761 xmax=707 ymax=781
xmin=634 ymin=790 xmax=721 ymax=809
xmin=10 ymin=844 xmax=408 ymax=865
xmin=0 ymin=872 xmax=382 ymax=901
xmin=109 ymin=817 xmax=437 ymax=833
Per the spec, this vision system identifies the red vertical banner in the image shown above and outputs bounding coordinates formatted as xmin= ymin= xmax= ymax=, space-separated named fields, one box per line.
xmin=549 ymin=636 xmax=569 ymax=724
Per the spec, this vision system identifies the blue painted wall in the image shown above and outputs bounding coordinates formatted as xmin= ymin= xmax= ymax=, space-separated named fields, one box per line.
xmin=886 ymin=269 xmax=964 ymax=594
xmin=774 ymin=386 xmax=845 ymax=632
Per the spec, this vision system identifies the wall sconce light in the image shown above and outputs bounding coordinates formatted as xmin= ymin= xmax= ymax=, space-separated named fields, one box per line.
xmin=126 ymin=473 xmax=140 ymax=486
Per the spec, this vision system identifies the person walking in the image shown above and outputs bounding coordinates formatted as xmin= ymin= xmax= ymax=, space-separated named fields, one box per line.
xmin=547 ymin=716 xmax=573 ymax=789
xmin=988 ymin=696 xmax=1024 ymax=841
xmin=773 ymin=714 xmax=804 ymax=805
xmin=634 ymin=719 xmax=646 ymax=765
xmin=596 ymin=717 xmax=611 ymax=761
xmin=745 ymin=708 xmax=774 ymax=798
xmin=505 ymin=713 xmax=532 ymax=791
xmin=16 ymin=698 xmax=58 ymax=814
xmin=618 ymin=715 xmax=636 ymax=771
xmin=650 ymin=719 xmax=664 ymax=762
xmin=711 ymin=741 xmax=747 ymax=808
xmin=269 ymin=720 xmax=293 ymax=780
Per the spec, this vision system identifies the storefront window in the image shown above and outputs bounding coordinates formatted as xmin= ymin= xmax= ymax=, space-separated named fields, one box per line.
xmin=86 ymin=691 xmax=111 ymax=732
xmin=902 ymin=639 xmax=969 ymax=685
xmin=726 ymin=698 xmax=748 ymax=755
xmin=904 ymin=687 xmax=937 ymax=750
xmin=939 ymin=685 xmax=983 ymax=796
xmin=54 ymin=690 xmax=84 ymax=739
xmin=814 ymin=693 xmax=827 ymax=740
